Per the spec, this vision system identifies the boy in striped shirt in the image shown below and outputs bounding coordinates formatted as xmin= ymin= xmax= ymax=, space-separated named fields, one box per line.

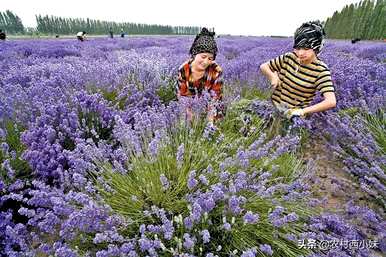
xmin=260 ymin=21 xmax=336 ymax=121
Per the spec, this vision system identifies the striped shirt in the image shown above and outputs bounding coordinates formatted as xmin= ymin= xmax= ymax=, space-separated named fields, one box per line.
xmin=269 ymin=52 xmax=334 ymax=108
xmin=177 ymin=60 xmax=223 ymax=100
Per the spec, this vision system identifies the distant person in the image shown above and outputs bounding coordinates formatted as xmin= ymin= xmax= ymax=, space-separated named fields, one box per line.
xmin=76 ymin=31 xmax=86 ymax=41
xmin=260 ymin=21 xmax=336 ymax=133
xmin=109 ymin=28 xmax=114 ymax=38
xmin=120 ymin=28 xmax=125 ymax=38
xmin=0 ymin=30 xmax=6 ymax=40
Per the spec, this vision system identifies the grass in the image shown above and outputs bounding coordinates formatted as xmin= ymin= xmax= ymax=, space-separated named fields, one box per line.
xmin=364 ymin=110 xmax=386 ymax=154
xmin=0 ymin=120 xmax=32 ymax=184
xmin=93 ymin=104 xmax=318 ymax=256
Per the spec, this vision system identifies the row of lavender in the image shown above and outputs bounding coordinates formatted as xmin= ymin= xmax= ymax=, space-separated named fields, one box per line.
xmin=0 ymin=37 xmax=385 ymax=256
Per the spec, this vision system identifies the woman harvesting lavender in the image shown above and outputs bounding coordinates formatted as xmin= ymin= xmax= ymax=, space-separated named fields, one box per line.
xmin=176 ymin=27 xmax=225 ymax=125
xmin=260 ymin=21 xmax=336 ymax=134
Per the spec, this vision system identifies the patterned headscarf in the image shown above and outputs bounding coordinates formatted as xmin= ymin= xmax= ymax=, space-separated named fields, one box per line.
xmin=293 ymin=21 xmax=326 ymax=54
xmin=189 ymin=27 xmax=218 ymax=59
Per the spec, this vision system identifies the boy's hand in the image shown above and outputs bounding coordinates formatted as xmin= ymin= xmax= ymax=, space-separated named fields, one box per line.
xmin=285 ymin=108 xmax=305 ymax=120
xmin=270 ymin=72 xmax=280 ymax=88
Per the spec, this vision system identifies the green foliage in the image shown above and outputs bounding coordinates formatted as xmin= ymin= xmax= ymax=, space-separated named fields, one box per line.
xmin=339 ymin=108 xmax=385 ymax=154
xmin=0 ymin=120 xmax=32 ymax=185
xmin=86 ymin=84 xmax=129 ymax=111
xmin=361 ymin=110 xmax=386 ymax=207
xmin=78 ymin=109 xmax=115 ymax=145
xmin=324 ymin=0 xmax=386 ymax=40
xmin=101 ymin=88 xmax=128 ymax=111
xmin=240 ymin=86 xmax=271 ymax=100
xmin=98 ymin=120 xmax=231 ymax=218
xmin=0 ymin=10 xmax=25 ymax=34
xmin=338 ymin=107 xmax=361 ymax=118
xmin=156 ymin=79 xmax=178 ymax=105
xmin=364 ymin=109 xmax=386 ymax=154
xmin=95 ymin=112 xmax=317 ymax=256
xmin=331 ymin=110 xmax=386 ymax=208
xmin=35 ymin=14 xmax=201 ymax=35
xmin=225 ymin=82 xmax=270 ymax=102
xmin=219 ymin=98 xmax=264 ymax=138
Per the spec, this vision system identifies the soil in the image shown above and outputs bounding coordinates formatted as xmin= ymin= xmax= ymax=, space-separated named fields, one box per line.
xmin=301 ymin=136 xmax=385 ymax=257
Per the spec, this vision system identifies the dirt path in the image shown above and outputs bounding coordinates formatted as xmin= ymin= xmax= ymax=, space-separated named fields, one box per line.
xmin=302 ymin=137 xmax=368 ymax=211
xmin=301 ymin=136 xmax=385 ymax=256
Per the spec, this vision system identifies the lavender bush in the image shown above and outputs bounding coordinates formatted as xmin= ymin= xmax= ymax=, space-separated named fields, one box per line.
xmin=0 ymin=36 xmax=385 ymax=256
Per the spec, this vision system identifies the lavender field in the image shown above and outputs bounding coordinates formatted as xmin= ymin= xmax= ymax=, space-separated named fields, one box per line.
xmin=0 ymin=36 xmax=385 ymax=257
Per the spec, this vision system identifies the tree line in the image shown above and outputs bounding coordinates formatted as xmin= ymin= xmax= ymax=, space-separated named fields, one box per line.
xmin=0 ymin=10 xmax=200 ymax=35
xmin=36 ymin=15 xmax=200 ymax=35
xmin=35 ymin=15 xmax=201 ymax=35
xmin=3 ymin=2 xmax=385 ymax=39
xmin=324 ymin=0 xmax=385 ymax=40
xmin=0 ymin=10 xmax=25 ymax=34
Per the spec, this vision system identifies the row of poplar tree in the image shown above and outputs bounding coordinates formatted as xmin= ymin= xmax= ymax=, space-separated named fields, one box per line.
xmin=324 ymin=0 xmax=385 ymax=40
xmin=1 ymin=1 xmax=385 ymax=38
xmin=35 ymin=15 xmax=200 ymax=35
xmin=0 ymin=10 xmax=200 ymax=35
xmin=0 ymin=10 xmax=24 ymax=34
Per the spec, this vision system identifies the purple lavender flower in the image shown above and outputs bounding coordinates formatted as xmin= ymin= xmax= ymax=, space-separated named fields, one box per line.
xmin=259 ymin=244 xmax=273 ymax=256
xmin=228 ymin=195 xmax=245 ymax=215
xmin=176 ymin=143 xmax=184 ymax=168
xmin=184 ymin=216 xmax=194 ymax=230
xmin=241 ymin=248 xmax=256 ymax=257
xmin=223 ymin=222 xmax=231 ymax=231
xmin=1 ymin=35 xmax=384 ymax=257
xmin=199 ymin=174 xmax=209 ymax=185
xmin=192 ymin=202 xmax=202 ymax=221
xmin=138 ymin=237 xmax=153 ymax=252
xmin=284 ymin=212 xmax=299 ymax=223
xmin=1 ymin=142 xmax=9 ymax=154
xmin=243 ymin=211 xmax=259 ymax=224
xmin=0 ymin=128 xmax=5 ymax=139
xmin=200 ymin=229 xmax=210 ymax=243
xmin=55 ymin=244 xmax=78 ymax=257
xmin=160 ymin=174 xmax=170 ymax=190
xmin=183 ymin=233 xmax=195 ymax=250
xmin=2 ymin=159 xmax=15 ymax=179
xmin=187 ymin=170 xmax=198 ymax=189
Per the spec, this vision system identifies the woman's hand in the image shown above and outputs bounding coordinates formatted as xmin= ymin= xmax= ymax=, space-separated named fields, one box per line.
xmin=260 ymin=62 xmax=281 ymax=89
xmin=269 ymin=72 xmax=281 ymax=89
xmin=186 ymin=108 xmax=193 ymax=121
